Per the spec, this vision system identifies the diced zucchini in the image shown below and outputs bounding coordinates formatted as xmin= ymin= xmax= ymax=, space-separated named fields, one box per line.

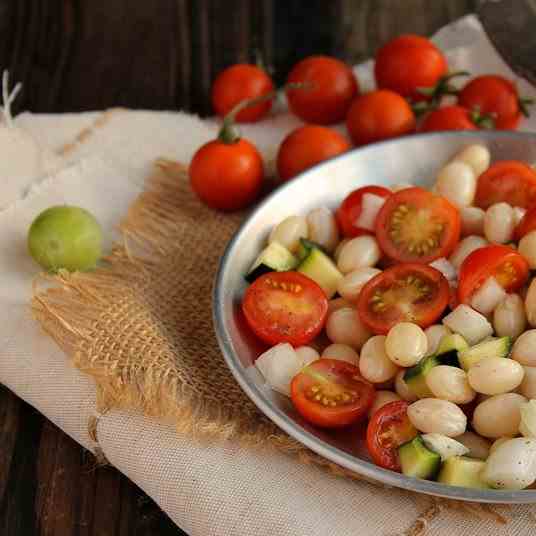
xmin=399 ymin=436 xmax=441 ymax=480
xmin=297 ymin=245 xmax=343 ymax=298
xmin=437 ymin=456 xmax=490 ymax=489
xmin=404 ymin=355 xmax=441 ymax=398
xmin=245 ymin=242 xmax=298 ymax=283
xmin=296 ymin=238 xmax=324 ymax=262
xmin=436 ymin=334 xmax=469 ymax=356
xmin=457 ymin=336 xmax=512 ymax=371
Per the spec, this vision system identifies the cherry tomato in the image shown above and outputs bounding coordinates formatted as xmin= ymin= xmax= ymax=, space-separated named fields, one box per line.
xmin=515 ymin=205 xmax=536 ymax=240
xmin=457 ymin=245 xmax=529 ymax=304
xmin=419 ymin=106 xmax=478 ymax=132
xmin=346 ymin=90 xmax=416 ymax=146
xmin=366 ymin=401 xmax=418 ymax=471
xmin=277 ymin=125 xmax=351 ymax=181
xmin=211 ymin=64 xmax=275 ymax=123
xmin=375 ymin=187 xmax=461 ymax=264
xmin=374 ymin=35 xmax=447 ymax=101
xmin=358 ymin=263 xmax=449 ymax=334
xmin=242 ymin=271 xmax=328 ymax=346
xmin=286 ymin=56 xmax=358 ymax=124
xmin=291 ymin=359 xmax=375 ymax=428
xmin=336 ymin=185 xmax=392 ymax=238
xmin=189 ymin=135 xmax=263 ymax=211
xmin=475 ymin=160 xmax=536 ymax=209
xmin=458 ymin=75 xmax=526 ymax=130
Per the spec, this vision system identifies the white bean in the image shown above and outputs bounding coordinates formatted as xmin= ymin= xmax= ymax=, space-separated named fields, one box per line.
xmin=424 ymin=325 xmax=451 ymax=356
xmin=472 ymin=393 xmax=527 ymax=438
xmin=449 ymin=235 xmax=488 ymax=270
xmin=269 ymin=215 xmax=308 ymax=253
xmin=426 ymin=366 xmax=476 ymax=404
xmin=367 ymin=390 xmax=402 ymax=419
xmin=306 ymin=207 xmax=339 ymax=253
xmin=525 ymin=279 xmax=536 ymax=327
xmin=334 ymin=238 xmax=349 ymax=262
xmin=337 ymin=267 xmax=381 ymax=301
xmin=327 ymin=297 xmax=353 ymax=315
xmin=460 ymin=207 xmax=485 ymax=237
xmin=493 ymin=294 xmax=527 ymax=340
xmin=385 ymin=322 xmax=427 ymax=367
xmin=519 ymin=366 xmax=536 ymax=399
xmin=456 ymin=432 xmax=491 ymax=460
xmin=484 ymin=202 xmax=515 ymax=244
xmin=435 ymin=161 xmax=476 ymax=208
xmin=468 ymin=357 xmax=524 ymax=395
xmin=359 ymin=335 xmax=400 ymax=383
xmin=489 ymin=437 xmax=511 ymax=456
xmin=395 ymin=370 xmax=418 ymax=402
xmin=322 ymin=343 xmax=359 ymax=365
xmin=337 ymin=236 xmax=381 ymax=273
xmin=407 ymin=398 xmax=467 ymax=437
xmin=326 ymin=307 xmax=371 ymax=350
xmin=513 ymin=207 xmax=527 ymax=227
xmin=295 ymin=346 xmax=320 ymax=366
xmin=454 ymin=144 xmax=490 ymax=176
xmin=512 ymin=329 xmax=536 ymax=366
xmin=519 ymin=230 xmax=536 ymax=269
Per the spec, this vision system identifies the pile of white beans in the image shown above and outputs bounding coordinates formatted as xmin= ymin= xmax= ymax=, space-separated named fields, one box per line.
xmin=255 ymin=144 xmax=536 ymax=490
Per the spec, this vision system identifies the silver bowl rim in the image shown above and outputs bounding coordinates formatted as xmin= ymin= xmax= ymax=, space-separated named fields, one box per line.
xmin=213 ymin=130 xmax=536 ymax=503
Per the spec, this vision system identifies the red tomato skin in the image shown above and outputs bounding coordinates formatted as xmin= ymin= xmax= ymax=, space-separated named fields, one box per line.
xmin=515 ymin=206 xmax=536 ymax=240
xmin=475 ymin=160 xmax=536 ymax=210
xmin=336 ymin=185 xmax=392 ymax=238
xmin=211 ymin=64 xmax=275 ymax=123
xmin=291 ymin=359 xmax=375 ymax=428
xmin=419 ymin=106 xmax=477 ymax=132
xmin=189 ymin=138 xmax=263 ymax=211
xmin=277 ymin=125 xmax=351 ymax=181
xmin=458 ymin=75 xmax=521 ymax=130
xmin=457 ymin=245 xmax=530 ymax=304
xmin=346 ymin=90 xmax=416 ymax=146
xmin=242 ymin=272 xmax=328 ymax=346
xmin=374 ymin=35 xmax=447 ymax=101
xmin=286 ymin=56 xmax=359 ymax=124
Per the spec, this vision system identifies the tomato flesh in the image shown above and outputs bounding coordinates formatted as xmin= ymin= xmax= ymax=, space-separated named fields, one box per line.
xmin=336 ymin=185 xmax=392 ymax=237
xmin=366 ymin=401 xmax=418 ymax=471
xmin=242 ymin=271 xmax=328 ymax=346
xmin=515 ymin=205 xmax=536 ymax=240
xmin=458 ymin=245 xmax=529 ymax=304
xmin=375 ymin=187 xmax=461 ymax=264
xmin=358 ymin=263 xmax=449 ymax=334
xmin=291 ymin=359 xmax=375 ymax=428
xmin=475 ymin=160 xmax=536 ymax=209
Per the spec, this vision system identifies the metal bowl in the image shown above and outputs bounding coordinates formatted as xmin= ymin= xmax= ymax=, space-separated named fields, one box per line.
xmin=214 ymin=131 xmax=536 ymax=503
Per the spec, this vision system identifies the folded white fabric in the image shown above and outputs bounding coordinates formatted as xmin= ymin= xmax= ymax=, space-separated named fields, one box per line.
xmin=2 ymin=15 xmax=536 ymax=535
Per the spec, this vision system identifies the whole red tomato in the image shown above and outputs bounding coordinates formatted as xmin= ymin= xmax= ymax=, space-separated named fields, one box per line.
xmin=419 ymin=105 xmax=479 ymax=132
xmin=277 ymin=125 xmax=351 ymax=181
xmin=458 ymin=75 xmax=531 ymax=130
xmin=346 ymin=90 xmax=416 ymax=145
xmin=212 ymin=64 xmax=275 ymax=123
xmin=374 ymin=34 xmax=447 ymax=101
xmin=286 ymin=56 xmax=358 ymax=124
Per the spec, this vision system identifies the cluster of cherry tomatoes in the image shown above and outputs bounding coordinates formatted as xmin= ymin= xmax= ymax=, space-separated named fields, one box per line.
xmin=189 ymin=34 xmax=531 ymax=212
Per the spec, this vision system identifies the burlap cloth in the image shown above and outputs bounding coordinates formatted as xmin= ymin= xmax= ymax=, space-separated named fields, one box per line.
xmin=3 ymin=15 xmax=536 ymax=535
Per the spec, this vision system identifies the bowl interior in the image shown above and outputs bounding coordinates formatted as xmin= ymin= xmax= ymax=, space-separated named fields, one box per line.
xmin=214 ymin=131 xmax=536 ymax=503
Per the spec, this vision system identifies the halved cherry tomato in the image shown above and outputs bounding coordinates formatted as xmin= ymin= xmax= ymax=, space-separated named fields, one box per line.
xmin=358 ymin=263 xmax=449 ymax=334
xmin=458 ymin=75 xmax=528 ymax=130
xmin=374 ymin=35 xmax=447 ymax=102
xmin=515 ymin=205 xmax=536 ymax=240
xmin=457 ymin=245 xmax=529 ymax=304
xmin=336 ymin=185 xmax=392 ymax=238
xmin=211 ymin=64 xmax=275 ymax=123
xmin=286 ymin=56 xmax=359 ymax=124
xmin=277 ymin=125 xmax=351 ymax=181
xmin=345 ymin=90 xmax=416 ymax=146
xmin=375 ymin=187 xmax=461 ymax=264
xmin=419 ymin=106 xmax=478 ymax=132
xmin=291 ymin=359 xmax=375 ymax=428
xmin=366 ymin=400 xmax=418 ymax=471
xmin=475 ymin=160 xmax=536 ymax=209
xmin=242 ymin=271 xmax=328 ymax=346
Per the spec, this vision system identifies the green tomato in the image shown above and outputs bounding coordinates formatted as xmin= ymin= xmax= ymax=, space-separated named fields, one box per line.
xmin=27 ymin=205 xmax=103 ymax=272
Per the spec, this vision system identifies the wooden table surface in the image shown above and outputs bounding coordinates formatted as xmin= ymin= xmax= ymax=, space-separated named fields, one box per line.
xmin=0 ymin=1 xmax=479 ymax=534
